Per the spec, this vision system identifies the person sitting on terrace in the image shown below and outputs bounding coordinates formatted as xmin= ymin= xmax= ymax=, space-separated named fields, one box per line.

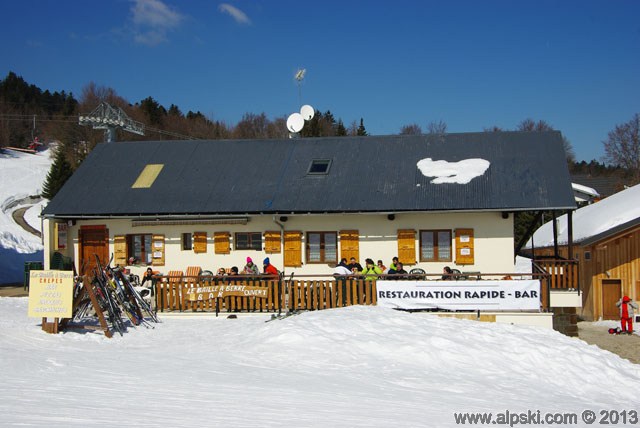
xmin=388 ymin=262 xmax=408 ymax=276
xmin=377 ymin=260 xmax=387 ymax=273
xmin=442 ymin=266 xmax=454 ymax=280
xmin=348 ymin=257 xmax=363 ymax=274
xmin=242 ymin=257 xmax=260 ymax=276
xmin=361 ymin=258 xmax=382 ymax=280
xmin=333 ymin=258 xmax=352 ymax=277
xmin=216 ymin=267 xmax=227 ymax=276
xmin=389 ymin=256 xmax=399 ymax=272
xmin=229 ymin=266 xmax=239 ymax=275
xmin=263 ymin=257 xmax=279 ymax=276
xmin=140 ymin=267 xmax=156 ymax=287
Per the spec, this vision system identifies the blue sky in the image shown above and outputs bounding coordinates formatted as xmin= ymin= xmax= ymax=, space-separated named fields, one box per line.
xmin=1 ymin=0 xmax=639 ymax=162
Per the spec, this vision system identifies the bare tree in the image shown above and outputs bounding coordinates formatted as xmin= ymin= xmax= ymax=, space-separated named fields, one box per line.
xmin=427 ymin=120 xmax=447 ymax=135
xmin=517 ymin=118 xmax=575 ymax=162
xmin=400 ymin=123 xmax=422 ymax=135
xmin=603 ymin=113 xmax=640 ymax=182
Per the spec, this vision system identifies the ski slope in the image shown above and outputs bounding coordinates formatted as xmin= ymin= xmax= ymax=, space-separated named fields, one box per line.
xmin=0 ymin=148 xmax=52 ymax=284
xmin=1 ymin=299 xmax=639 ymax=427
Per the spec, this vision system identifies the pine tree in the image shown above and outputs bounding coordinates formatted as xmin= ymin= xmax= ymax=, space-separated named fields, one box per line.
xmin=356 ymin=118 xmax=367 ymax=136
xmin=42 ymin=144 xmax=74 ymax=200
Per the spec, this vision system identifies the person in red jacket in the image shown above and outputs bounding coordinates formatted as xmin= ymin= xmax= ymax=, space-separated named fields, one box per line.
xmin=616 ymin=296 xmax=638 ymax=334
xmin=263 ymin=257 xmax=279 ymax=276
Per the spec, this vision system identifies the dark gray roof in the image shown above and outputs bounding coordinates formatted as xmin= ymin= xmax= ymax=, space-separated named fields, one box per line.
xmin=43 ymin=132 xmax=576 ymax=217
xmin=570 ymin=174 xmax=629 ymax=199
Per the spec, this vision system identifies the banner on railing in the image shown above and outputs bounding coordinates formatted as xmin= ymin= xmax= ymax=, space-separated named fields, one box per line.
xmin=376 ymin=280 xmax=540 ymax=311
xmin=187 ymin=284 xmax=269 ymax=301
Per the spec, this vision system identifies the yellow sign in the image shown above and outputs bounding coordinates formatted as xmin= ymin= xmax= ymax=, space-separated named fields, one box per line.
xmin=28 ymin=270 xmax=74 ymax=318
xmin=188 ymin=284 xmax=269 ymax=301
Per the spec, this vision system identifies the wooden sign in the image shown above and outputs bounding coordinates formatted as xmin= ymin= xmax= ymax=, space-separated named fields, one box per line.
xmin=188 ymin=284 xmax=268 ymax=301
xmin=27 ymin=270 xmax=74 ymax=318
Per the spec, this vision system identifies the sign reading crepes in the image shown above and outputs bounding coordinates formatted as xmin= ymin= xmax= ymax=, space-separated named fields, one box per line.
xmin=376 ymin=280 xmax=540 ymax=311
xmin=188 ymin=284 xmax=269 ymax=301
xmin=28 ymin=270 xmax=74 ymax=318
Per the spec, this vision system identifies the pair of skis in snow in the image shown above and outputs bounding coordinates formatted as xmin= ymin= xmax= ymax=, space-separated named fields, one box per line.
xmin=265 ymin=310 xmax=301 ymax=323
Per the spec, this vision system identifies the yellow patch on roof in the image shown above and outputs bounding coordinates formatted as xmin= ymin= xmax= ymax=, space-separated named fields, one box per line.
xmin=132 ymin=164 xmax=164 ymax=188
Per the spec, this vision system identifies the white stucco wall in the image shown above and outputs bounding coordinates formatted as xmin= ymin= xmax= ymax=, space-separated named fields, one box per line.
xmin=47 ymin=211 xmax=515 ymax=279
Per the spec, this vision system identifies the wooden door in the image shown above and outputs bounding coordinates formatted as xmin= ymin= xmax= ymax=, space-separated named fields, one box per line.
xmin=79 ymin=226 xmax=109 ymax=277
xmin=602 ymin=279 xmax=622 ymax=320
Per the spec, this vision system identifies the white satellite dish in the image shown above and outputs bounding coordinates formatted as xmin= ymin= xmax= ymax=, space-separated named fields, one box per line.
xmin=300 ymin=105 xmax=315 ymax=121
xmin=286 ymin=113 xmax=304 ymax=133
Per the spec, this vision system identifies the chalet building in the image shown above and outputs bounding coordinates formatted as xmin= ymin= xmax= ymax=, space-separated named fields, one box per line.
xmin=526 ymin=183 xmax=640 ymax=321
xmin=42 ymin=132 xmax=578 ymax=326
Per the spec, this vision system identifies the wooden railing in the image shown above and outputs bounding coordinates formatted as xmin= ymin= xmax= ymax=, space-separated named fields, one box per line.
xmin=153 ymin=276 xmax=379 ymax=313
xmin=532 ymin=259 xmax=579 ymax=290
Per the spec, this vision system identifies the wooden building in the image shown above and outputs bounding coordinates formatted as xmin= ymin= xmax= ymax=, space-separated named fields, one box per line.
xmin=526 ymin=183 xmax=640 ymax=320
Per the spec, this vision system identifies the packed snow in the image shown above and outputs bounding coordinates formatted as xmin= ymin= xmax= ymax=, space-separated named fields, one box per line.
xmin=417 ymin=158 xmax=490 ymax=184
xmin=0 ymin=148 xmax=52 ymax=284
xmin=1 ymin=298 xmax=639 ymax=427
xmin=527 ymin=183 xmax=640 ymax=248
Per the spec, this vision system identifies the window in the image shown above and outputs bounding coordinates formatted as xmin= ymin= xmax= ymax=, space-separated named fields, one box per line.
xmin=127 ymin=234 xmax=153 ymax=264
xmin=235 ymin=232 xmax=262 ymax=250
xmin=182 ymin=233 xmax=192 ymax=250
xmin=307 ymin=232 xmax=337 ymax=264
xmin=420 ymin=230 xmax=452 ymax=262
xmin=307 ymin=159 xmax=332 ymax=175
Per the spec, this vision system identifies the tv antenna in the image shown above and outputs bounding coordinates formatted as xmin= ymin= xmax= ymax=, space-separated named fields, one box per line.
xmin=294 ymin=68 xmax=306 ymax=106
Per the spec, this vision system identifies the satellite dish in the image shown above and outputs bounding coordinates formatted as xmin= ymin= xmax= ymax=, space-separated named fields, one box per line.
xmin=286 ymin=113 xmax=304 ymax=133
xmin=300 ymin=105 xmax=315 ymax=121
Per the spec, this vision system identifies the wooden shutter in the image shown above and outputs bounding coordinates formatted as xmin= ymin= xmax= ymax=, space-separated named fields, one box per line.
xmin=152 ymin=234 xmax=165 ymax=266
xmin=214 ymin=232 xmax=230 ymax=254
xmin=264 ymin=231 xmax=281 ymax=254
xmin=455 ymin=228 xmax=474 ymax=265
xmin=114 ymin=235 xmax=127 ymax=266
xmin=284 ymin=231 xmax=302 ymax=267
xmin=397 ymin=229 xmax=416 ymax=265
xmin=339 ymin=230 xmax=359 ymax=262
xmin=193 ymin=232 xmax=207 ymax=253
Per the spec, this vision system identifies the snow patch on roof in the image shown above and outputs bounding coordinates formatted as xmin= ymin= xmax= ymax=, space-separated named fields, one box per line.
xmin=417 ymin=158 xmax=490 ymax=184
xmin=526 ymin=183 xmax=640 ymax=248
xmin=571 ymin=183 xmax=600 ymax=198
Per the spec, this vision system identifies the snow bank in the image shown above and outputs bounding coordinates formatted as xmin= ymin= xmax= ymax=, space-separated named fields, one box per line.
xmin=0 ymin=149 xmax=51 ymax=284
xmin=1 ymin=299 xmax=638 ymax=427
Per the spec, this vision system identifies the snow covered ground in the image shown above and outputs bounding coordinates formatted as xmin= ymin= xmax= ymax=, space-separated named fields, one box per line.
xmin=0 ymin=148 xmax=52 ymax=284
xmin=2 ymin=298 xmax=639 ymax=427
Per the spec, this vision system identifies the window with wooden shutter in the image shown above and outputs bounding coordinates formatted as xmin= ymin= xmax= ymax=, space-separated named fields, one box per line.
xmin=284 ymin=231 xmax=302 ymax=267
xmin=152 ymin=234 xmax=165 ymax=266
xmin=214 ymin=232 xmax=230 ymax=254
xmin=193 ymin=232 xmax=207 ymax=253
xmin=455 ymin=228 xmax=474 ymax=265
xmin=306 ymin=232 xmax=337 ymax=264
xmin=419 ymin=230 xmax=452 ymax=262
xmin=264 ymin=231 xmax=281 ymax=254
xmin=397 ymin=229 xmax=416 ymax=265
xmin=339 ymin=230 xmax=359 ymax=262
xmin=114 ymin=235 xmax=127 ymax=266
